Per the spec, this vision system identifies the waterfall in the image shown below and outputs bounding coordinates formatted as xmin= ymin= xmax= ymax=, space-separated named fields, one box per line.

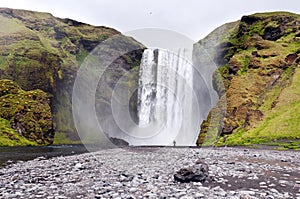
xmin=135 ymin=48 xmax=199 ymax=145
xmin=105 ymin=47 xmax=208 ymax=146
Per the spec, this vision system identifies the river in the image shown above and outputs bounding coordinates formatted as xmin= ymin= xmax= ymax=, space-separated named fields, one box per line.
xmin=0 ymin=145 xmax=100 ymax=167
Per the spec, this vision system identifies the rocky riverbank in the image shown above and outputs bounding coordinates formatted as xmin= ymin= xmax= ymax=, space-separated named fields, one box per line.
xmin=0 ymin=147 xmax=299 ymax=199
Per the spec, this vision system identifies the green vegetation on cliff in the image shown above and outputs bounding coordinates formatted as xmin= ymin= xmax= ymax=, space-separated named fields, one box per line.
xmin=196 ymin=12 xmax=300 ymax=149
xmin=0 ymin=79 xmax=53 ymax=146
xmin=0 ymin=8 xmax=144 ymax=146
xmin=0 ymin=118 xmax=37 ymax=146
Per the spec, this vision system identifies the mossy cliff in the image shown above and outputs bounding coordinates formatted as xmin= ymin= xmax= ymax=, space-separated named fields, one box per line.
xmin=195 ymin=12 xmax=300 ymax=149
xmin=0 ymin=8 xmax=144 ymax=145
xmin=0 ymin=79 xmax=53 ymax=146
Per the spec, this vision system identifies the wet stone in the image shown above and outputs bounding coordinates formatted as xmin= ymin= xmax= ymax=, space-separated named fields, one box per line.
xmin=0 ymin=147 xmax=298 ymax=198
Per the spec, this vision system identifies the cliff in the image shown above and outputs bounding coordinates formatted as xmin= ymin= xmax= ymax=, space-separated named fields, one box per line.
xmin=0 ymin=8 xmax=144 ymax=145
xmin=196 ymin=12 xmax=300 ymax=149
xmin=0 ymin=79 xmax=53 ymax=146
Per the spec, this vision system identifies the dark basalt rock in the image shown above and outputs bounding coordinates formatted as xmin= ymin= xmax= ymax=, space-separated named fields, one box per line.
xmin=285 ymin=53 xmax=298 ymax=64
xmin=80 ymin=39 xmax=102 ymax=52
xmin=54 ymin=27 xmax=67 ymax=40
xmin=59 ymin=18 xmax=86 ymax=26
xmin=174 ymin=161 xmax=209 ymax=183
xmin=263 ymin=25 xmax=285 ymax=41
xmin=109 ymin=137 xmax=129 ymax=147
xmin=214 ymin=42 xmax=236 ymax=66
xmin=241 ymin=15 xmax=261 ymax=24
xmin=222 ymin=119 xmax=238 ymax=135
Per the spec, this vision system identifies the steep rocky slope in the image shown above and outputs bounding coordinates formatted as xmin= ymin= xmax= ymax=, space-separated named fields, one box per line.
xmin=0 ymin=79 xmax=53 ymax=146
xmin=0 ymin=8 xmax=144 ymax=145
xmin=195 ymin=12 xmax=300 ymax=149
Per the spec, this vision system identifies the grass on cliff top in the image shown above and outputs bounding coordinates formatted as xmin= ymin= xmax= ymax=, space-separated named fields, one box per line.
xmin=250 ymin=12 xmax=300 ymax=18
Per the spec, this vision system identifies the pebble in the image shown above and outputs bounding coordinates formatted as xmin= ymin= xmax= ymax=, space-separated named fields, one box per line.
xmin=194 ymin=193 xmax=204 ymax=198
xmin=129 ymin=188 xmax=137 ymax=193
xmin=240 ymin=191 xmax=255 ymax=196
xmin=270 ymin=188 xmax=279 ymax=193
xmin=279 ymin=180 xmax=288 ymax=184
xmin=0 ymin=147 xmax=299 ymax=198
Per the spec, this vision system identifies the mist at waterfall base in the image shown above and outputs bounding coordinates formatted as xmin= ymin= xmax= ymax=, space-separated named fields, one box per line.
xmin=72 ymin=32 xmax=216 ymax=147
xmin=106 ymin=48 xmax=211 ymax=146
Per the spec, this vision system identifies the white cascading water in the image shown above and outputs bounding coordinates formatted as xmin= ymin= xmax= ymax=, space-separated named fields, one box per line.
xmin=135 ymin=48 xmax=198 ymax=145
xmin=137 ymin=49 xmax=158 ymax=126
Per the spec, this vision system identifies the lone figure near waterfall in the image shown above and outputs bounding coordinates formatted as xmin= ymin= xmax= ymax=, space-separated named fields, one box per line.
xmin=173 ymin=140 xmax=176 ymax=147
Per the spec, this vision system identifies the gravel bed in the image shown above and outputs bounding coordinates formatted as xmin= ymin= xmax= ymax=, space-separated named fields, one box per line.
xmin=0 ymin=147 xmax=299 ymax=199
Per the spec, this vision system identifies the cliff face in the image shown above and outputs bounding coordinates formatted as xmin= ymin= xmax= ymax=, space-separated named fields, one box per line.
xmin=196 ymin=12 xmax=300 ymax=149
xmin=0 ymin=79 xmax=53 ymax=146
xmin=0 ymin=8 xmax=144 ymax=145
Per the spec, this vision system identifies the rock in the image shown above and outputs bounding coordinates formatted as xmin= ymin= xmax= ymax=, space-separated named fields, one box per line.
xmin=269 ymin=188 xmax=279 ymax=193
xmin=194 ymin=193 xmax=204 ymax=198
xmin=74 ymin=163 xmax=84 ymax=170
xmin=218 ymin=191 xmax=227 ymax=197
xmin=193 ymin=182 xmax=202 ymax=186
xmin=285 ymin=53 xmax=298 ymax=64
xmin=278 ymin=180 xmax=287 ymax=184
xmin=240 ymin=191 xmax=255 ymax=196
xmin=0 ymin=145 xmax=299 ymax=198
xmin=259 ymin=182 xmax=266 ymax=185
xmin=109 ymin=137 xmax=129 ymax=147
xmin=113 ymin=182 xmax=123 ymax=187
xmin=175 ymin=192 xmax=186 ymax=198
xmin=129 ymin=188 xmax=137 ymax=193
xmin=143 ymin=193 xmax=157 ymax=198
xmin=263 ymin=25 xmax=285 ymax=41
xmin=241 ymin=15 xmax=261 ymax=24
xmin=120 ymin=173 xmax=134 ymax=182
xmin=174 ymin=162 xmax=208 ymax=183
xmin=180 ymin=196 xmax=194 ymax=199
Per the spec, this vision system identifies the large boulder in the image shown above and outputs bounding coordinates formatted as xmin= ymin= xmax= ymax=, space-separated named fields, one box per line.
xmin=174 ymin=161 xmax=209 ymax=183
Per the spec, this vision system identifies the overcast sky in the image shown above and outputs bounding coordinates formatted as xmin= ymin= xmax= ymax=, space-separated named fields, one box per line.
xmin=1 ymin=0 xmax=300 ymax=42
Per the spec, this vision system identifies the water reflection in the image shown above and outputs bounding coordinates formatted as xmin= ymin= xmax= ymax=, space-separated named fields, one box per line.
xmin=0 ymin=145 xmax=100 ymax=167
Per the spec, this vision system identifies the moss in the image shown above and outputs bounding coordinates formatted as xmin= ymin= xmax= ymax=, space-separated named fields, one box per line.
xmin=98 ymin=34 xmax=109 ymax=41
xmin=53 ymin=131 xmax=82 ymax=145
xmin=0 ymin=117 xmax=38 ymax=146
xmin=224 ymin=67 xmax=300 ymax=148
xmin=0 ymin=15 xmax=26 ymax=35
xmin=216 ymin=64 xmax=230 ymax=90
xmin=249 ymin=21 xmax=265 ymax=36
xmin=0 ymin=79 xmax=53 ymax=146
xmin=76 ymin=47 xmax=89 ymax=64
xmin=196 ymin=12 xmax=300 ymax=148
xmin=251 ymin=12 xmax=300 ymax=18
xmin=0 ymin=8 xmax=143 ymax=145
